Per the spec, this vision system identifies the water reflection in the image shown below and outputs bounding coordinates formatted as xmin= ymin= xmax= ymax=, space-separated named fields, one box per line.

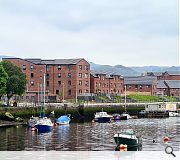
xmin=0 ymin=117 xmax=179 ymax=151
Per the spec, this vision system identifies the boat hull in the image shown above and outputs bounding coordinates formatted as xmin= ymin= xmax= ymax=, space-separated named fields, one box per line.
xmin=114 ymin=137 xmax=139 ymax=147
xmin=120 ymin=116 xmax=127 ymax=120
xmin=95 ymin=117 xmax=111 ymax=123
xmin=35 ymin=125 xmax=53 ymax=133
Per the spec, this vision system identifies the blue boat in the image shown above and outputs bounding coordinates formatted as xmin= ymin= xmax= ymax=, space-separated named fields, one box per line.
xmin=56 ymin=114 xmax=71 ymax=125
xmin=35 ymin=117 xmax=53 ymax=133
xmin=34 ymin=74 xmax=53 ymax=133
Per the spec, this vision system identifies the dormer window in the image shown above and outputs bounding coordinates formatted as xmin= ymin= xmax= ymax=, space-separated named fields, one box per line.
xmin=30 ymin=65 xmax=34 ymax=70
xmin=58 ymin=65 xmax=61 ymax=70
xmin=22 ymin=65 xmax=26 ymax=70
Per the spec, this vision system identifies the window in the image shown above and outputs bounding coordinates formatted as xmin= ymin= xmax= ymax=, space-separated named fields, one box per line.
xmin=85 ymin=73 xmax=88 ymax=78
xmin=46 ymin=81 xmax=49 ymax=87
xmin=85 ymin=89 xmax=89 ymax=93
xmin=79 ymin=65 xmax=82 ymax=70
xmin=68 ymin=89 xmax=71 ymax=95
xmin=31 ymin=73 xmax=34 ymax=78
xmin=68 ymin=80 xmax=71 ymax=85
xmin=58 ymin=81 xmax=61 ymax=85
xmin=85 ymin=65 xmax=89 ymax=71
xmin=22 ymin=65 xmax=26 ymax=70
xmin=85 ymin=81 xmax=88 ymax=86
xmin=58 ymin=65 xmax=61 ymax=70
xmin=46 ymin=73 xmax=49 ymax=79
xmin=30 ymin=65 xmax=34 ymax=70
xmin=68 ymin=65 xmax=71 ymax=70
xmin=68 ymin=73 xmax=71 ymax=78
xmin=58 ymin=73 xmax=61 ymax=78
xmin=30 ymin=81 xmax=34 ymax=86
xmin=40 ymin=76 xmax=42 ymax=80
xmin=79 ymin=73 xmax=82 ymax=78
xmin=46 ymin=65 xmax=50 ymax=71
xmin=135 ymin=85 xmax=138 ymax=89
xmin=139 ymin=85 xmax=142 ymax=89
xmin=56 ymin=90 xmax=59 ymax=95
xmin=79 ymin=89 xmax=82 ymax=94
xmin=79 ymin=80 xmax=82 ymax=85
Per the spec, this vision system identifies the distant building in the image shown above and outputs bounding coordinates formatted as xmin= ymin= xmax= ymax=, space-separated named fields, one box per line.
xmin=124 ymin=76 xmax=157 ymax=95
xmin=2 ymin=58 xmax=90 ymax=102
xmin=157 ymin=80 xmax=180 ymax=97
xmin=156 ymin=71 xmax=180 ymax=97
xmin=90 ymin=71 xmax=124 ymax=95
xmin=157 ymin=71 xmax=180 ymax=80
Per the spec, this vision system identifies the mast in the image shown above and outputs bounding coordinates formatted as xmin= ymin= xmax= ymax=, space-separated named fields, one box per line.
xmin=125 ymin=85 xmax=127 ymax=113
xmin=43 ymin=73 xmax=46 ymax=113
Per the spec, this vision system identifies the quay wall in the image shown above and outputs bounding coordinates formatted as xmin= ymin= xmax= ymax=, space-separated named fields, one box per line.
xmin=0 ymin=102 xmax=179 ymax=122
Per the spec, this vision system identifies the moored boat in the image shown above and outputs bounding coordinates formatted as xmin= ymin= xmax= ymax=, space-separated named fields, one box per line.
xmin=94 ymin=110 xmax=112 ymax=123
xmin=28 ymin=116 xmax=39 ymax=127
xmin=112 ymin=113 xmax=121 ymax=121
xmin=35 ymin=117 xmax=53 ymax=133
xmin=114 ymin=129 xmax=142 ymax=149
xmin=120 ymin=112 xmax=132 ymax=120
xmin=169 ymin=111 xmax=179 ymax=117
xmin=56 ymin=114 xmax=71 ymax=125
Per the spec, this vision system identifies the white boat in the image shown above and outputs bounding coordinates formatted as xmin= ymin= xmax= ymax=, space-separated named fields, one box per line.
xmin=121 ymin=112 xmax=132 ymax=120
xmin=169 ymin=111 xmax=179 ymax=117
xmin=34 ymin=74 xmax=53 ymax=133
xmin=35 ymin=117 xmax=53 ymax=133
xmin=94 ymin=109 xmax=112 ymax=123
xmin=28 ymin=116 xmax=39 ymax=127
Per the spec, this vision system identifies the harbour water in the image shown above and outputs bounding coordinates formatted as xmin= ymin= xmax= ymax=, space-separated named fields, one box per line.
xmin=0 ymin=117 xmax=179 ymax=151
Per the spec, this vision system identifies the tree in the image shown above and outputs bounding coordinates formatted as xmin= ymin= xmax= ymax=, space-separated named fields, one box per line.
xmin=1 ymin=61 xmax=27 ymax=106
xmin=0 ymin=63 xmax=8 ymax=99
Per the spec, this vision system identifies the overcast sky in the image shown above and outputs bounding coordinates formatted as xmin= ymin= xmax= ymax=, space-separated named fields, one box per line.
xmin=0 ymin=0 xmax=179 ymax=66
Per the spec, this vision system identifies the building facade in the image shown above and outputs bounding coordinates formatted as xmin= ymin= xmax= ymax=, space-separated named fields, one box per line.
xmin=156 ymin=71 xmax=180 ymax=97
xmin=124 ymin=76 xmax=157 ymax=95
xmin=3 ymin=58 xmax=90 ymax=102
xmin=157 ymin=71 xmax=180 ymax=80
xmin=90 ymin=71 xmax=124 ymax=95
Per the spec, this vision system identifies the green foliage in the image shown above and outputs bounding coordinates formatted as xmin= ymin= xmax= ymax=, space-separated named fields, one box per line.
xmin=1 ymin=61 xmax=27 ymax=102
xmin=127 ymin=94 xmax=161 ymax=102
xmin=0 ymin=63 xmax=8 ymax=96
xmin=114 ymin=96 xmax=124 ymax=103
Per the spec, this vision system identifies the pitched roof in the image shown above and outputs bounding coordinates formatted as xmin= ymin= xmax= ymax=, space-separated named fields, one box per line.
xmin=157 ymin=80 xmax=168 ymax=89
xmin=26 ymin=58 xmax=84 ymax=65
xmin=124 ymin=76 xmax=156 ymax=85
xmin=165 ymin=80 xmax=180 ymax=88
xmin=157 ymin=80 xmax=180 ymax=89
xmin=90 ymin=70 xmax=123 ymax=79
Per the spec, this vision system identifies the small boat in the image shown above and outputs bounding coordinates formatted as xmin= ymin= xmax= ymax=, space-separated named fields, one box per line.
xmin=3 ymin=112 xmax=14 ymax=121
xmin=114 ymin=129 xmax=142 ymax=149
xmin=120 ymin=112 xmax=132 ymax=120
xmin=94 ymin=109 xmax=112 ymax=123
xmin=169 ymin=111 xmax=179 ymax=117
xmin=56 ymin=114 xmax=71 ymax=125
xmin=35 ymin=117 xmax=53 ymax=133
xmin=112 ymin=113 xmax=121 ymax=121
xmin=28 ymin=116 xmax=39 ymax=127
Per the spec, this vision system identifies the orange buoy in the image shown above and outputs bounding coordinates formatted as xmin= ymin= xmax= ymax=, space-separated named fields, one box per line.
xmin=31 ymin=127 xmax=36 ymax=131
xmin=164 ymin=136 xmax=169 ymax=144
xmin=119 ymin=144 xmax=127 ymax=151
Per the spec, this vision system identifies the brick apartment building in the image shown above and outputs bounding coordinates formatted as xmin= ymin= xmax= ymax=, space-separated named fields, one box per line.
xmin=156 ymin=71 xmax=180 ymax=97
xmin=124 ymin=76 xmax=157 ymax=95
xmin=90 ymin=71 xmax=124 ymax=95
xmin=3 ymin=58 xmax=90 ymax=102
